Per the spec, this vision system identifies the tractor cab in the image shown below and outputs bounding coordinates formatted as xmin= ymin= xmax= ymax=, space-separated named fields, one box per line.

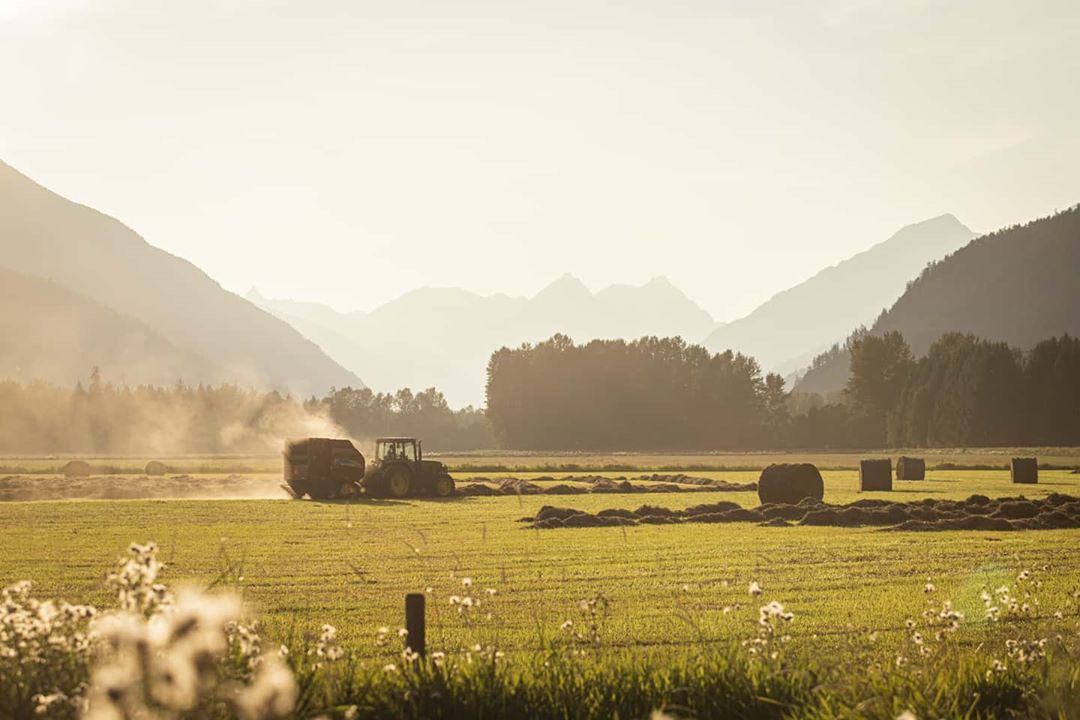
xmin=364 ymin=437 xmax=454 ymax=498
xmin=375 ymin=437 xmax=421 ymax=464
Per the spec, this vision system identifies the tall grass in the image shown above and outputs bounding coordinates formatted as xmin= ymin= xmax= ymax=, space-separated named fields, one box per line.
xmin=4 ymin=545 xmax=1080 ymax=719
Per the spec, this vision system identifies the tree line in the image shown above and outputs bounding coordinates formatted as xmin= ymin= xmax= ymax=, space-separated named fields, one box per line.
xmin=0 ymin=371 xmax=492 ymax=455
xmin=842 ymin=331 xmax=1080 ymax=448
xmin=485 ymin=334 xmax=789 ymax=450
xmin=484 ymin=333 xmax=1080 ymax=450
xmin=2 ymin=332 xmax=1075 ymax=454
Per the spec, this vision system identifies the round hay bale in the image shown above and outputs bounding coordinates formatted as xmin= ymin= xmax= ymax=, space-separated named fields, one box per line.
xmin=757 ymin=463 xmax=824 ymax=505
xmin=145 ymin=460 xmax=168 ymax=476
xmin=63 ymin=460 xmax=92 ymax=478
xmin=896 ymin=456 xmax=926 ymax=481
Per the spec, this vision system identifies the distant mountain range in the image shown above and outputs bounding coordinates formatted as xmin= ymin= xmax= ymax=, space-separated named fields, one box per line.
xmin=249 ymin=275 xmax=722 ymax=407
xmin=703 ymin=214 xmax=977 ymax=374
xmin=0 ymin=160 xmax=360 ymax=394
xmin=796 ymin=205 xmax=1080 ymax=395
xmin=11 ymin=156 xmax=1066 ymax=410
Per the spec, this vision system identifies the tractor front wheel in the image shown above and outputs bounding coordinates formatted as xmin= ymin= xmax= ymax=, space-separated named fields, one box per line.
xmin=434 ymin=474 xmax=455 ymax=498
xmin=388 ymin=468 xmax=413 ymax=498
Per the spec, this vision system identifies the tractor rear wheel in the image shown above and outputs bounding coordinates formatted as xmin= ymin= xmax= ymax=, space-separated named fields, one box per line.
xmin=388 ymin=468 xmax=413 ymax=498
xmin=434 ymin=474 xmax=455 ymax=498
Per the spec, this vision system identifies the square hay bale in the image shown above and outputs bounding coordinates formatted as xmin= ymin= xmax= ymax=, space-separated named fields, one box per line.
xmin=896 ymin=456 xmax=926 ymax=481
xmin=1011 ymin=457 xmax=1038 ymax=484
xmin=859 ymin=459 xmax=893 ymax=491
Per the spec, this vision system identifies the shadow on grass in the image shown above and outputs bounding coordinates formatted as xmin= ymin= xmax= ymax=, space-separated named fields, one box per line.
xmin=308 ymin=496 xmax=474 ymax=507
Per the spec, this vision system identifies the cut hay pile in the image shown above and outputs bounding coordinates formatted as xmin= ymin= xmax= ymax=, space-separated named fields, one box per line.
xmin=859 ymin=459 xmax=892 ymax=491
xmin=1011 ymin=457 xmax=1038 ymax=484
xmin=757 ymin=464 xmax=824 ymax=505
xmin=455 ymin=475 xmax=755 ymax=497
xmin=896 ymin=456 xmax=925 ymax=481
xmin=0 ymin=474 xmax=278 ymax=501
xmin=521 ymin=493 xmax=1080 ymax=532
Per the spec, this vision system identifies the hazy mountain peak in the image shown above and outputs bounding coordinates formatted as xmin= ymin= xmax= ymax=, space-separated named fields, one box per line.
xmin=703 ymin=214 xmax=977 ymax=372
xmin=255 ymin=274 xmax=721 ymax=406
xmin=644 ymin=275 xmax=675 ymax=288
xmin=535 ymin=273 xmax=591 ymax=299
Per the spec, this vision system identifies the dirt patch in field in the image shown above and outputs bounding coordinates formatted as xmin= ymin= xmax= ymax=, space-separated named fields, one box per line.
xmin=0 ymin=474 xmax=283 ymax=501
xmin=456 ymin=475 xmax=755 ymax=497
xmin=521 ymin=493 xmax=1080 ymax=531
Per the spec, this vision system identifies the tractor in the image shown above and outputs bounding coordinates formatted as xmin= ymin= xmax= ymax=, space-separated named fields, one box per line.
xmin=282 ymin=437 xmax=454 ymax=500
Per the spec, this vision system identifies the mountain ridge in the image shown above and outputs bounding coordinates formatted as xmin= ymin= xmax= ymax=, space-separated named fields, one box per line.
xmin=703 ymin=214 xmax=978 ymax=372
xmin=795 ymin=205 xmax=1080 ymax=395
xmin=0 ymin=159 xmax=361 ymax=395
xmin=249 ymin=274 xmax=723 ymax=406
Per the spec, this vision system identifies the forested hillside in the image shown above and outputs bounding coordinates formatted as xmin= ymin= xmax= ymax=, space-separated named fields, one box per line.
xmin=797 ymin=205 xmax=1080 ymax=394
xmin=0 ymin=266 xmax=220 ymax=386
xmin=704 ymin=214 xmax=975 ymax=372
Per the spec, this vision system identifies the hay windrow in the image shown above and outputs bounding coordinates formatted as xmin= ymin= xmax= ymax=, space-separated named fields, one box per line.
xmin=457 ymin=475 xmax=755 ymax=497
xmin=0 ymin=474 xmax=281 ymax=501
xmin=0 ymin=472 xmax=755 ymax=502
xmin=520 ymin=493 xmax=1080 ymax=531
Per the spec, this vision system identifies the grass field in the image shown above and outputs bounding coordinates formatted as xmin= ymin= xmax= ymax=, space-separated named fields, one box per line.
xmin=4 ymin=462 xmax=1080 ymax=663
xmin=4 ymin=446 xmax=1079 ymax=475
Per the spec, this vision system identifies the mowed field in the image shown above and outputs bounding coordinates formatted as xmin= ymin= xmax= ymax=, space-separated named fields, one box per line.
xmin=3 ymin=452 xmax=1080 ymax=662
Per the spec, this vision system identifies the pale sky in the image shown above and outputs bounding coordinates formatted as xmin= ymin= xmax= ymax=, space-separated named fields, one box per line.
xmin=2 ymin=0 xmax=1077 ymax=320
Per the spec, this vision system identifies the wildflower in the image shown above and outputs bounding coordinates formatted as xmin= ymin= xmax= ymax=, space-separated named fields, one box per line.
xmin=234 ymin=654 xmax=298 ymax=720
xmin=383 ymin=663 xmax=398 ymax=673
xmin=316 ymin=623 xmax=343 ymax=661
xmin=32 ymin=692 xmax=68 ymax=716
xmin=561 ymin=620 xmax=573 ymax=631
xmin=448 ymin=596 xmax=461 ymax=606
xmin=1018 ymin=570 xmax=1031 ymax=582
xmin=398 ymin=627 xmax=409 ymax=638
xmin=905 ymin=619 xmax=916 ymax=630
xmin=462 ymin=577 xmax=472 ymax=588
xmin=911 ymin=632 xmax=923 ymax=645
xmin=924 ymin=582 xmax=935 ymax=593
xmin=896 ymin=712 xmax=917 ymax=720
xmin=749 ymin=581 xmax=763 ymax=597
xmin=485 ymin=588 xmax=497 ymax=596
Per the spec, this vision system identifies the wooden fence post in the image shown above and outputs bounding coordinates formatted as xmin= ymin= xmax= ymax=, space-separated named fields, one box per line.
xmin=405 ymin=592 xmax=426 ymax=657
